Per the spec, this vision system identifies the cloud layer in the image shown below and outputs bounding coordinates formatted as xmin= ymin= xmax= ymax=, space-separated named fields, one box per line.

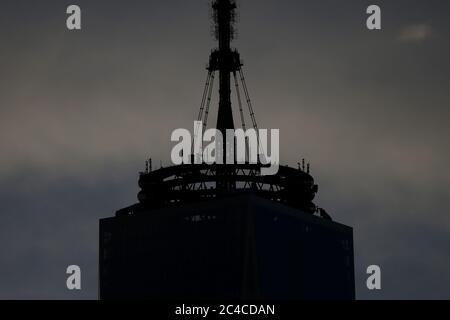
xmin=399 ymin=24 xmax=433 ymax=42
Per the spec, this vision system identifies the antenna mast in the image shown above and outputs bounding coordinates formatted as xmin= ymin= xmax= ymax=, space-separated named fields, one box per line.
xmin=209 ymin=0 xmax=241 ymax=135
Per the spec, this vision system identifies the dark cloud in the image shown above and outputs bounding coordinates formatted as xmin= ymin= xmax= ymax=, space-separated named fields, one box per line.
xmin=0 ymin=0 xmax=449 ymax=299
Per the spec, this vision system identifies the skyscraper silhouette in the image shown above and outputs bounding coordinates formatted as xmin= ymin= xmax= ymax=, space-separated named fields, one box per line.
xmin=99 ymin=0 xmax=354 ymax=300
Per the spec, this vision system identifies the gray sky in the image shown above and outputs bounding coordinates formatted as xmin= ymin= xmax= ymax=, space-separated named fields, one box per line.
xmin=1 ymin=0 xmax=449 ymax=299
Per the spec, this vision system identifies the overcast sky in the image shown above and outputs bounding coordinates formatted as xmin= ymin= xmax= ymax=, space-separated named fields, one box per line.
xmin=0 ymin=0 xmax=449 ymax=299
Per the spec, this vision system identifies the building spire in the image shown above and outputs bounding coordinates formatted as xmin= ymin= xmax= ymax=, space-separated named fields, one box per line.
xmin=209 ymin=0 xmax=242 ymax=135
